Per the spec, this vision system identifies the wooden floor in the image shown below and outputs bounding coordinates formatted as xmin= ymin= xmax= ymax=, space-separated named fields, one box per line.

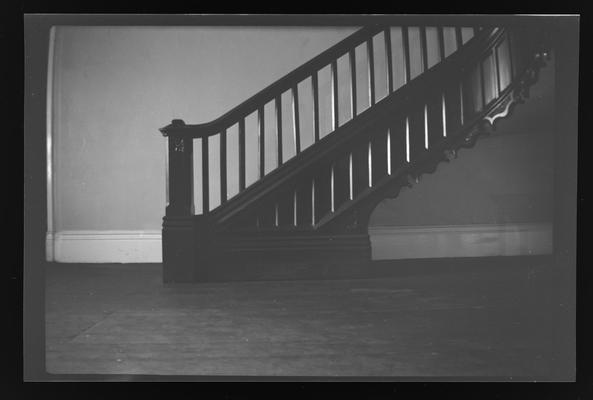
xmin=45 ymin=256 xmax=574 ymax=380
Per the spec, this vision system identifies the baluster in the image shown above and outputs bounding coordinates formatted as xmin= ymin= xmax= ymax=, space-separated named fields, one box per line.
xmin=493 ymin=47 xmax=501 ymax=98
xmin=312 ymin=72 xmax=320 ymax=142
xmin=507 ymin=32 xmax=516 ymax=82
xmin=441 ymin=93 xmax=447 ymax=138
xmin=349 ymin=152 xmax=354 ymax=199
xmin=311 ymin=178 xmax=316 ymax=224
xmin=424 ymin=103 xmax=429 ymax=149
xmin=371 ymin=127 xmax=388 ymax=185
xmin=258 ymin=107 xmax=265 ymax=179
xmin=402 ymin=26 xmax=411 ymax=84
xmin=330 ymin=164 xmax=335 ymax=212
xmin=331 ymin=59 xmax=339 ymax=130
xmin=296 ymin=174 xmax=312 ymax=227
xmin=368 ymin=141 xmax=372 ymax=186
xmin=202 ymin=136 xmax=209 ymax=213
xmin=220 ymin=129 xmax=227 ymax=203
xmin=293 ymin=190 xmax=298 ymax=226
xmin=314 ymin=162 xmax=332 ymax=223
xmin=437 ymin=26 xmax=446 ymax=61
xmin=349 ymin=49 xmax=357 ymax=117
xmin=292 ymin=85 xmax=301 ymax=154
xmin=277 ymin=188 xmax=293 ymax=228
xmin=405 ymin=116 xmax=411 ymax=163
xmin=479 ymin=58 xmax=486 ymax=108
xmin=333 ymin=151 xmax=350 ymax=210
xmin=420 ymin=26 xmax=428 ymax=72
xmin=427 ymin=92 xmax=445 ymax=146
xmin=389 ymin=116 xmax=407 ymax=174
xmin=367 ymin=37 xmax=375 ymax=106
xmin=165 ymin=141 xmax=169 ymax=206
xmin=461 ymin=73 xmax=472 ymax=120
xmin=443 ymin=77 xmax=461 ymax=135
xmin=455 ymin=26 xmax=463 ymax=51
xmin=351 ymin=135 xmax=369 ymax=197
xmin=460 ymin=81 xmax=465 ymax=125
xmin=464 ymin=63 xmax=482 ymax=115
xmin=387 ymin=128 xmax=391 ymax=175
xmin=384 ymin=28 xmax=394 ymax=94
xmin=257 ymin=199 xmax=276 ymax=229
xmin=408 ymin=104 xmax=425 ymax=160
xmin=275 ymin=95 xmax=283 ymax=166
xmin=238 ymin=118 xmax=246 ymax=192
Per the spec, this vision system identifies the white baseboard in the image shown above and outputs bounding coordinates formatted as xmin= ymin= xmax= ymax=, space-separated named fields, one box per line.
xmin=46 ymin=232 xmax=54 ymax=261
xmin=47 ymin=230 xmax=162 ymax=263
xmin=369 ymin=223 xmax=553 ymax=260
xmin=46 ymin=223 xmax=553 ymax=263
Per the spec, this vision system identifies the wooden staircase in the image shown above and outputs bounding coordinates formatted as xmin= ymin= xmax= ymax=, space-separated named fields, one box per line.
xmin=159 ymin=20 xmax=551 ymax=282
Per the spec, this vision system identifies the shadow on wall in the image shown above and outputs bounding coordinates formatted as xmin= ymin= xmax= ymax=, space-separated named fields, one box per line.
xmin=367 ymin=51 xmax=555 ymax=259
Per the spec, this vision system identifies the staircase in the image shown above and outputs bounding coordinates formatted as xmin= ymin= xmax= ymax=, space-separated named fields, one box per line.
xmin=159 ymin=21 xmax=551 ymax=282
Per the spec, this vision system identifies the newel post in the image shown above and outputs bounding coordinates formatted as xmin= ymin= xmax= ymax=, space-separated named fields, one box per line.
xmin=160 ymin=119 xmax=197 ymax=283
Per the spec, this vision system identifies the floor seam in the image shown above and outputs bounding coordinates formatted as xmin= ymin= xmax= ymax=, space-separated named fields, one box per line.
xmin=67 ymin=311 xmax=118 ymax=342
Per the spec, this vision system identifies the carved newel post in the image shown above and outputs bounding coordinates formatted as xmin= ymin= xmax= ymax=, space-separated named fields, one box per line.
xmin=159 ymin=119 xmax=204 ymax=283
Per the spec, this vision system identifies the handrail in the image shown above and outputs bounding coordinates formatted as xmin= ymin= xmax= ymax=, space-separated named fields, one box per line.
xmin=159 ymin=25 xmax=383 ymax=138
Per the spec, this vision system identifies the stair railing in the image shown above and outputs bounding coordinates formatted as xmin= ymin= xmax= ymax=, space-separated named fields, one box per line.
xmin=204 ymin=25 xmax=546 ymax=234
xmin=216 ymin=26 xmax=502 ymax=233
xmin=159 ymin=24 xmax=483 ymax=220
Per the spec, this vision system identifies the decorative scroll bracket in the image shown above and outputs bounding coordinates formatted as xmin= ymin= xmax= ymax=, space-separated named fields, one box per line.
xmin=483 ymin=91 xmax=524 ymax=127
xmin=483 ymin=48 xmax=550 ymax=130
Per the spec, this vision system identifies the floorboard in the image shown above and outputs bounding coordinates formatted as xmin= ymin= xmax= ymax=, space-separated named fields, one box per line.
xmin=45 ymin=257 xmax=573 ymax=379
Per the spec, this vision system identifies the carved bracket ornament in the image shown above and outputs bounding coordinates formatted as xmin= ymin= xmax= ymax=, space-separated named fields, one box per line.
xmin=173 ymin=137 xmax=185 ymax=153
xmin=483 ymin=48 xmax=550 ymax=129
xmin=160 ymin=119 xmax=188 ymax=153
xmin=444 ymin=148 xmax=458 ymax=161
xmin=483 ymin=92 xmax=520 ymax=127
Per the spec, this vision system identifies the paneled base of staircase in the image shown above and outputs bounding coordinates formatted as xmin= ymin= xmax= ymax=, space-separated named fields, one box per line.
xmin=163 ymin=216 xmax=554 ymax=282
xmin=201 ymin=256 xmax=372 ymax=283
xmin=195 ymin=232 xmax=372 ymax=282
xmin=184 ymin=255 xmax=551 ymax=283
